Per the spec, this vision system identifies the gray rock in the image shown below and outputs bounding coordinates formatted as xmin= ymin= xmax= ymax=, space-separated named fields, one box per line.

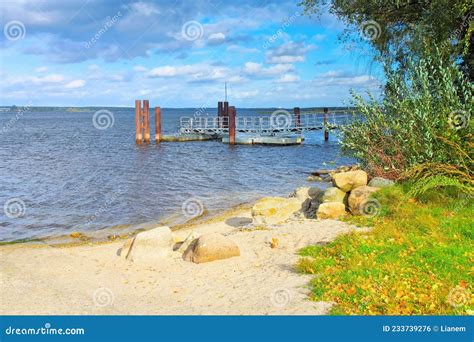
xmin=301 ymin=197 xmax=322 ymax=219
xmin=308 ymin=187 xmax=324 ymax=200
xmin=368 ymin=177 xmax=395 ymax=188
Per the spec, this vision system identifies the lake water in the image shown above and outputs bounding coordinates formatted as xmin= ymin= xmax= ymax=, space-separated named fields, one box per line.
xmin=0 ymin=107 xmax=354 ymax=242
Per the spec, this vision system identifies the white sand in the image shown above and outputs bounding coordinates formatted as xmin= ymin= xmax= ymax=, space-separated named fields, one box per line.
xmin=0 ymin=207 xmax=363 ymax=315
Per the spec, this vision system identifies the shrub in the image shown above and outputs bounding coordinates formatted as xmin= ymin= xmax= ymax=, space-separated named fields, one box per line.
xmin=340 ymin=48 xmax=473 ymax=193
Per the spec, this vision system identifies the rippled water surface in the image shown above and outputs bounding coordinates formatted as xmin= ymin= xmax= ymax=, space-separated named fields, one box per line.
xmin=0 ymin=107 xmax=354 ymax=241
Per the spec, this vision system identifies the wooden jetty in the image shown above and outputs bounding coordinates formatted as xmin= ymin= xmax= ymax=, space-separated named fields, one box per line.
xmin=135 ymin=99 xmax=353 ymax=146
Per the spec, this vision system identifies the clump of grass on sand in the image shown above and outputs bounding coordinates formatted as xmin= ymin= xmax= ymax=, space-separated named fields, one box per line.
xmin=297 ymin=184 xmax=473 ymax=315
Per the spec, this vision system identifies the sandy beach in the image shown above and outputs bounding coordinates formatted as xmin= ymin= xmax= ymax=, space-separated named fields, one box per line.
xmin=0 ymin=201 xmax=364 ymax=315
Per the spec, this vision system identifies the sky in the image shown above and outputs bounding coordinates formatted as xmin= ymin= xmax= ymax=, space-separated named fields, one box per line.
xmin=0 ymin=0 xmax=384 ymax=107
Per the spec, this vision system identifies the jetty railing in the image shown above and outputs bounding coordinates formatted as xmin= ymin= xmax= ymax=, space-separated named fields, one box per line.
xmin=178 ymin=112 xmax=354 ymax=135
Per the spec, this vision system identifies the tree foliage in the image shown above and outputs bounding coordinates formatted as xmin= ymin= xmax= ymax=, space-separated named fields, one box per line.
xmin=301 ymin=0 xmax=474 ymax=79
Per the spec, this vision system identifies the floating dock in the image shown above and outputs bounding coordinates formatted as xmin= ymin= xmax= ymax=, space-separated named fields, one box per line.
xmin=222 ymin=134 xmax=303 ymax=145
xmin=134 ymin=100 xmax=353 ymax=146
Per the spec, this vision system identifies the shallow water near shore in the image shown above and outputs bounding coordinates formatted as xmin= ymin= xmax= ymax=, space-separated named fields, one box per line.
xmin=0 ymin=107 xmax=354 ymax=242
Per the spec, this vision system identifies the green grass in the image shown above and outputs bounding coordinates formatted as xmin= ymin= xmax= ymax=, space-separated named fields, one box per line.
xmin=296 ymin=184 xmax=473 ymax=315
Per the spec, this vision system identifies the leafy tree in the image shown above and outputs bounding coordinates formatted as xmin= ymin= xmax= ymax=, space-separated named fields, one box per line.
xmin=301 ymin=0 xmax=474 ymax=80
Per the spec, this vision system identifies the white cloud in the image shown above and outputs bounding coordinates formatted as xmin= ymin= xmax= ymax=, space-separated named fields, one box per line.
xmin=276 ymin=74 xmax=300 ymax=83
xmin=265 ymin=41 xmax=314 ymax=64
xmin=65 ymin=79 xmax=86 ymax=89
xmin=208 ymin=32 xmax=226 ymax=44
xmin=243 ymin=62 xmax=262 ymax=74
xmin=243 ymin=62 xmax=294 ymax=77
xmin=31 ymin=74 xmax=64 ymax=84
xmin=35 ymin=66 xmax=48 ymax=73
xmin=148 ymin=65 xmax=200 ymax=77
xmin=147 ymin=63 xmax=230 ymax=83
xmin=267 ymin=55 xmax=305 ymax=64
xmin=314 ymin=71 xmax=380 ymax=88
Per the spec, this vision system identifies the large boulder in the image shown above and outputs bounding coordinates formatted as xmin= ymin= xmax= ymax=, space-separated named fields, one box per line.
xmin=121 ymin=226 xmax=174 ymax=262
xmin=322 ymin=187 xmax=348 ymax=203
xmin=316 ymin=202 xmax=347 ymax=219
xmin=251 ymin=197 xmax=301 ymax=225
xmin=348 ymin=186 xmax=380 ymax=215
xmin=182 ymin=233 xmax=240 ymax=263
xmin=332 ymin=170 xmax=368 ymax=192
xmin=368 ymin=177 xmax=395 ymax=188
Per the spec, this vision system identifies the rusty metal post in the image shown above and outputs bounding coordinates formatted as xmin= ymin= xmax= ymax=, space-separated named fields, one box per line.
xmin=229 ymin=106 xmax=236 ymax=145
xmin=155 ymin=107 xmax=161 ymax=143
xmin=223 ymin=101 xmax=229 ymax=128
xmin=135 ymin=100 xmax=142 ymax=144
xmin=143 ymin=100 xmax=150 ymax=143
xmin=217 ymin=101 xmax=223 ymax=128
xmin=294 ymin=107 xmax=301 ymax=128
xmin=324 ymin=107 xmax=329 ymax=141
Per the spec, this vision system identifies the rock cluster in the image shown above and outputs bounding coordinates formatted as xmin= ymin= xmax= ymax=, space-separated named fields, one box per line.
xmin=312 ymin=170 xmax=393 ymax=219
xmin=301 ymin=167 xmax=394 ymax=220
xmin=118 ymin=168 xmax=394 ymax=266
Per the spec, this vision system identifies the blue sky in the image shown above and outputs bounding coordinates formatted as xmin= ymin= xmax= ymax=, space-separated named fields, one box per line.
xmin=0 ymin=0 xmax=383 ymax=107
